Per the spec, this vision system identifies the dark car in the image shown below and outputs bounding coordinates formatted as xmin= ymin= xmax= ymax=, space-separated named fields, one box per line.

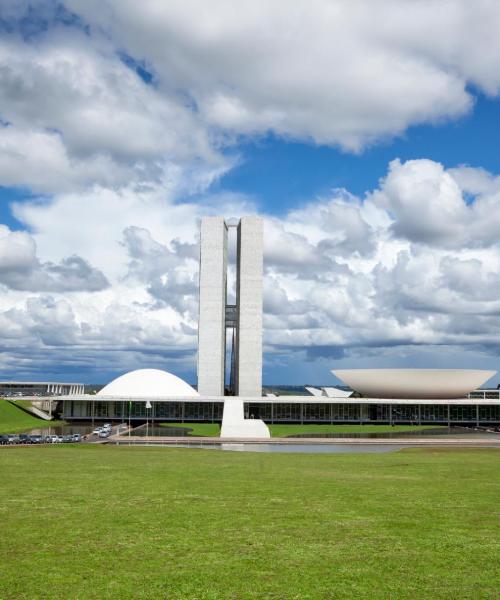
xmin=18 ymin=434 xmax=30 ymax=444
xmin=29 ymin=434 xmax=43 ymax=444
xmin=62 ymin=435 xmax=74 ymax=443
xmin=0 ymin=435 xmax=8 ymax=445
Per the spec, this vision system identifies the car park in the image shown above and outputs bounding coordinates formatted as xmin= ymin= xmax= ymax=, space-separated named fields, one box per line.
xmin=0 ymin=431 xmax=85 ymax=445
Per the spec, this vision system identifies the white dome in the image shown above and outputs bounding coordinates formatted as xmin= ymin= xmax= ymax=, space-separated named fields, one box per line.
xmin=98 ymin=369 xmax=199 ymax=398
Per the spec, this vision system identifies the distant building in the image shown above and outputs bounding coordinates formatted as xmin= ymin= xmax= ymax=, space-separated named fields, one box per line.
xmin=0 ymin=381 xmax=84 ymax=397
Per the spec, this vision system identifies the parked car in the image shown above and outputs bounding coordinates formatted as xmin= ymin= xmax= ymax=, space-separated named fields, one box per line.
xmin=29 ymin=434 xmax=43 ymax=444
xmin=98 ymin=430 xmax=110 ymax=438
xmin=7 ymin=434 xmax=19 ymax=444
xmin=18 ymin=434 xmax=30 ymax=444
xmin=62 ymin=435 xmax=73 ymax=443
xmin=48 ymin=435 xmax=59 ymax=443
xmin=71 ymin=434 xmax=82 ymax=442
xmin=92 ymin=428 xmax=102 ymax=435
xmin=0 ymin=435 xmax=8 ymax=445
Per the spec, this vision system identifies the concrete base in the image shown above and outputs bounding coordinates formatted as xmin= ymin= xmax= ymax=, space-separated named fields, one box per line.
xmin=220 ymin=398 xmax=270 ymax=439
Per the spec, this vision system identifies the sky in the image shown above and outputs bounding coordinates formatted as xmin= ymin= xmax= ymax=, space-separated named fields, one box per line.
xmin=2 ymin=1 xmax=500 ymax=386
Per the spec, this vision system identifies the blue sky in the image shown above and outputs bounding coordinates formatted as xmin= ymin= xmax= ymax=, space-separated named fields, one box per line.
xmin=3 ymin=1 xmax=500 ymax=385
xmin=3 ymin=92 xmax=499 ymax=229
xmin=216 ymin=94 xmax=500 ymax=215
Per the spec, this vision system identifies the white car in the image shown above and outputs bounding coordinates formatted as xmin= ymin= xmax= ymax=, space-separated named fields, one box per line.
xmin=49 ymin=435 xmax=59 ymax=443
xmin=92 ymin=428 xmax=102 ymax=435
xmin=98 ymin=430 xmax=110 ymax=438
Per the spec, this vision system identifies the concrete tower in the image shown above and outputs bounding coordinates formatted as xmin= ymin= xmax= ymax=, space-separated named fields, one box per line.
xmin=197 ymin=217 xmax=228 ymax=396
xmin=234 ymin=216 xmax=263 ymax=396
xmin=197 ymin=216 xmax=263 ymax=397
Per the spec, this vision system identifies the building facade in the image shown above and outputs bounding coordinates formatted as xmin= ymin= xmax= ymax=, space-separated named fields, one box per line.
xmin=60 ymin=392 xmax=500 ymax=426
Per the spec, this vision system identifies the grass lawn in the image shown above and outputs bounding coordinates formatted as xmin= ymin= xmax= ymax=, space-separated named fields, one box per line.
xmin=158 ymin=422 xmax=443 ymax=438
xmin=0 ymin=399 xmax=64 ymax=434
xmin=159 ymin=421 xmax=221 ymax=436
xmin=268 ymin=423 xmax=444 ymax=437
xmin=0 ymin=445 xmax=499 ymax=599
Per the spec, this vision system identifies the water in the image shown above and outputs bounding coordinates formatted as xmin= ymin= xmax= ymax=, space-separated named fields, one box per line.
xmin=130 ymin=425 xmax=192 ymax=437
xmin=116 ymin=440 xmax=403 ymax=453
xmin=287 ymin=427 xmax=500 ymax=439
xmin=23 ymin=423 xmax=96 ymax=436
xmin=212 ymin=443 xmax=402 ymax=453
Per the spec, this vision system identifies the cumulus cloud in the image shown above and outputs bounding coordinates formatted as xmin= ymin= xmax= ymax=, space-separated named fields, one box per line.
xmin=64 ymin=0 xmax=500 ymax=150
xmin=0 ymin=19 xmax=227 ymax=194
xmin=0 ymin=225 xmax=109 ymax=292
xmin=122 ymin=226 xmax=199 ymax=314
xmin=1 ymin=0 xmax=500 ymax=198
xmin=371 ymin=159 xmax=500 ymax=248
xmin=2 ymin=2 xmax=500 ymax=380
xmin=2 ymin=157 xmax=500 ymax=379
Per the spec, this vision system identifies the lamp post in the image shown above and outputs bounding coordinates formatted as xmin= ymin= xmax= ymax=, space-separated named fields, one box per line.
xmin=146 ymin=400 xmax=152 ymax=440
xmin=128 ymin=399 xmax=132 ymax=444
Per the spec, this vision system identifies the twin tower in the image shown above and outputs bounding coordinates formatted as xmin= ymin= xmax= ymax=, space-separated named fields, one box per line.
xmin=197 ymin=216 xmax=263 ymax=397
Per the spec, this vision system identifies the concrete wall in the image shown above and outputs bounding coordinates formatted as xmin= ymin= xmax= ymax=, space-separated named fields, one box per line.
xmin=234 ymin=216 xmax=263 ymax=397
xmin=197 ymin=217 xmax=227 ymax=396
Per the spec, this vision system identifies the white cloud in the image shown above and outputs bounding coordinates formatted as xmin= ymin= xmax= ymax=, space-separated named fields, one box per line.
xmin=1 ymin=0 xmax=499 ymax=198
xmin=65 ymin=0 xmax=500 ymax=149
xmin=2 ymin=3 xmax=500 ymax=380
xmin=371 ymin=159 xmax=500 ymax=248
xmin=0 ymin=225 xmax=109 ymax=292
xmin=0 ymin=26 xmax=228 ymax=194
xmin=3 ymin=157 xmax=500 ymax=380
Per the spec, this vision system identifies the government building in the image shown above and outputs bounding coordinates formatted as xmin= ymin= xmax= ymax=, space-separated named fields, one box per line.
xmin=6 ymin=216 xmax=500 ymax=433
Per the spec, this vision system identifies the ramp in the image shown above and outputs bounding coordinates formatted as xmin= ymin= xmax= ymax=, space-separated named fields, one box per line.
xmin=221 ymin=399 xmax=270 ymax=439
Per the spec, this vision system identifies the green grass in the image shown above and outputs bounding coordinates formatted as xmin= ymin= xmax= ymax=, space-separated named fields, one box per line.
xmin=0 ymin=445 xmax=499 ymax=599
xmin=0 ymin=399 xmax=63 ymax=434
xmin=159 ymin=423 xmax=443 ymax=438
xmin=10 ymin=398 xmax=33 ymax=410
xmin=159 ymin=422 xmax=221 ymax=436
xmin=268 ymin=423 xmax=444 ymax=437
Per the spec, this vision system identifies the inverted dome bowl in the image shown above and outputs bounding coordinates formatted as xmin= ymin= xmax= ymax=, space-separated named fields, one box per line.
xmin=332 ymin=369 xmax=496 ymax=399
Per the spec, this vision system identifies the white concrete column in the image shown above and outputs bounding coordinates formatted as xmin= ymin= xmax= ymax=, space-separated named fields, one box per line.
xmin=235 ymin=216 xmax=263 ymax=397
xmin=197 ymin=216 xmax=228 ymax=396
